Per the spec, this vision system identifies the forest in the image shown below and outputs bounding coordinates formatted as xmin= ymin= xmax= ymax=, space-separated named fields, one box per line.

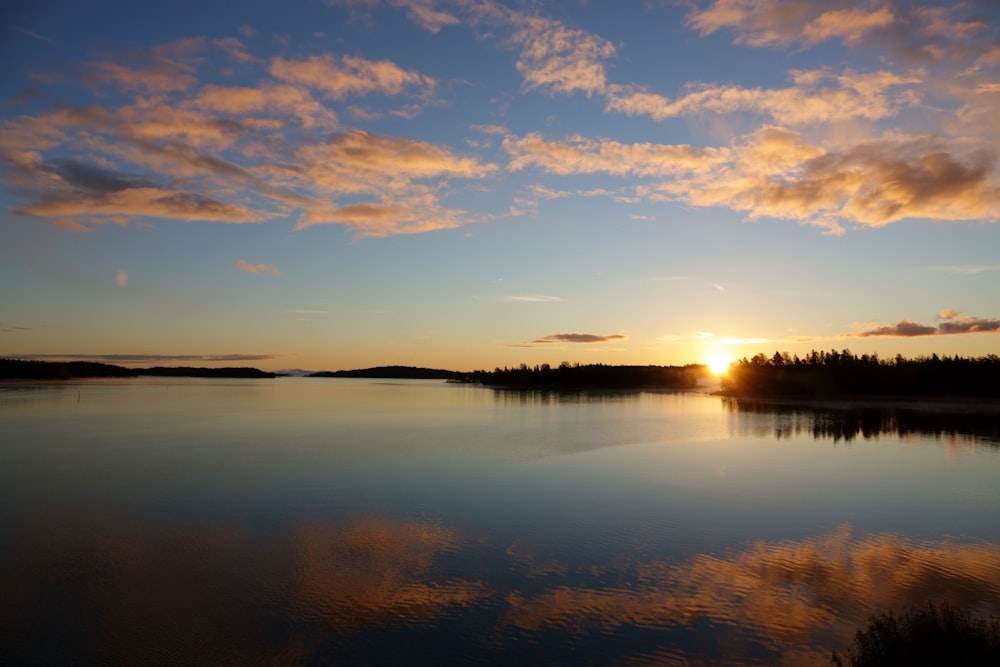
xmin=466 ymin=362 xmax=706 ymax=390
xmin=721 ymin=350 xmax=1000 ymax=398
xmin=308 ymin=366 xmax=462 ymax=380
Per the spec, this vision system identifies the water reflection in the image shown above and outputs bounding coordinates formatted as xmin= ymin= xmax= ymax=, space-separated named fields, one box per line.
xmin=6 ymin=516 xmax=999 ymax=666
xmin=291 ymin=518 xmax=489 ymax=632
xmin=724 ymin=398 xmax=1000 ymax=446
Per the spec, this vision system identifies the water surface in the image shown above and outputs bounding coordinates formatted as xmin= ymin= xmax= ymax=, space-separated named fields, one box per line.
xmin=2 ymin=378 xmax=999 ymax=665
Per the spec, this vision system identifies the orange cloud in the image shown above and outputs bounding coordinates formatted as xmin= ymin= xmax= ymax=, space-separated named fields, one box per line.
xmin=16 ymin=187 xmax=268 ymax=224
xmin=687 ymin=0 xmax=895 ymax=49
xmin=507 ymin=126 xmax=1000 ymax=233
xmin=504 ymin=133 xmax=727 ymax=177
xmin=510 ymin=15 xmax=614 ymax=96
xmin=606 ymin=68 xmax=920 ymax=125
xmin=269 ymin=53 xmax=435 ymax=99
xmin=235 ymin=260 xmax=282 ymax=276
xmin=193 ymin=83 xmax=338 ymax=130
xmin=391 ymin=0 xmax=460 ymax=33
xmin=0 ymin=38 xmax=493 ymax=236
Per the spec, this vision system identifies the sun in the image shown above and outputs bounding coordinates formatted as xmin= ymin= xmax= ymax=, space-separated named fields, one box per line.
xmin=705 ymin=352 xmax=733 ymax=375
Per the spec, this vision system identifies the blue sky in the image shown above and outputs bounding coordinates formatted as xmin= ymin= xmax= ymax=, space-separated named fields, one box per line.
xmin=2 ymin=0 xmax=999 ymax=371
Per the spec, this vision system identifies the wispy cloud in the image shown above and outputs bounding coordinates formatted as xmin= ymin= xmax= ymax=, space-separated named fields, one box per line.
xmin=854 ymin=311 xmax=1000 ymax=337
xmin=325 ymin=0 xmax=460 ymax=33
xmin=0 ymin=323 xmax=33 ymax=333
xmin=497 ymin=295 xmax=563 ymax=303
xmin=606 ymin=68 xmax=920 ymax=125
xmin=926 ymin=265 xmax=1000 ymax=275
xmin=531 ymin=333 xmax=628 ymax=344
xmin=13 ymin=26 xmax=54 ymax=44
xmin=7 ymin=353 xmax=278 ymax=364
xmin=235 ymin=260 xmax=282 ymax=276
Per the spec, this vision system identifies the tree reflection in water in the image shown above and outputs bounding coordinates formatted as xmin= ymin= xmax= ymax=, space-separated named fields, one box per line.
xmin=723 ymin=398 xmax=1000 ymax=446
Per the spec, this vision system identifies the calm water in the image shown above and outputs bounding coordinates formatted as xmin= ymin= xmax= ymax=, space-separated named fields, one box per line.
xmin=2 ymin=378 xmax=999 ymax=666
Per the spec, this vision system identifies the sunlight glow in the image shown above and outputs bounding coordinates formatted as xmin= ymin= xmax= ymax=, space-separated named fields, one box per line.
xmin=706 ymin=352 xmax=733 ymax=375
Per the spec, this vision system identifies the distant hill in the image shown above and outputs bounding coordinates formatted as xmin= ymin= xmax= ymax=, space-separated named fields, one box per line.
xmin=308 ymin=365 xmax=466 ymax=380
xmin=0 ymin=359 xmax=137 ymax=380
xmin=0 ymin=359 xmax=275 ymax=380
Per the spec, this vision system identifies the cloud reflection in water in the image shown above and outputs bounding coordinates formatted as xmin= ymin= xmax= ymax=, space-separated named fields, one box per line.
xmin=5 ymin=516 xmax=1000 ymax=665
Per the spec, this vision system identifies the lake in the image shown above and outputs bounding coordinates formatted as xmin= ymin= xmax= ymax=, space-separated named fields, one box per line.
xmin=2 ymin=377 xmax=999 ymax=665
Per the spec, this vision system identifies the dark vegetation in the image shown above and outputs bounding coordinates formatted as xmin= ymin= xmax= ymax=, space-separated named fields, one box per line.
xmin=139 ymin=366 xmax=275 ymax=378
xmin=467 ymin=362 xmax=705 ymax=390
xmin=308 ymin=365 xmax=463 ymax=380
xmin=723 ymin=350 xmax=1000 ymax=398
xmin=305 ymin=363 xmax=705 ymax=389
xmin=0 ymin=359 xmax=274 ymax=379
xmin=831 ymin=602 xmax=1000 ymax=666
xmin=0 ymin=359 xmax=137 ymax=379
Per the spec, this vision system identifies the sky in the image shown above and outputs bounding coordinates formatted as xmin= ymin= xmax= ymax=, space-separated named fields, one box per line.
xmin=2 ymin=0 xmax=999 ymax=372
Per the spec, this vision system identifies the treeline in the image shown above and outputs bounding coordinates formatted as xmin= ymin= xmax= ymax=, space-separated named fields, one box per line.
xmin=469 ymin=362 xmax=704 ymax=390
xmin=722 ymin=350 xmax=1000 ymax=398
xmin=0 ymin=359 xmax=275 ymax=380
xmin=0 ymin=359 xmax=137 ymax=380
xmin=140 ymin=366 xmax=275 ymax=378
xmin=309 ymin=365 xmax=463 ymax=380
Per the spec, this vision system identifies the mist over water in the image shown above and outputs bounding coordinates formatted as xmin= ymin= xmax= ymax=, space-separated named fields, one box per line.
xmin=3 ymin=378 xmax=999 ymax=665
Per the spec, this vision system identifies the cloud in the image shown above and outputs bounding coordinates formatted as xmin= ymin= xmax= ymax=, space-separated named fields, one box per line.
xmin=605 ymin=68 xmax=921 ymax=125
xmin=497 ymin=295 xmax=563 ymax=303
xmin=390 ymin=0 xmax=460 ymax=33
xmin=81 ymin=38 xmax=208 ymax=94
xmin=0 ymin=38 xmax=494 ymax=237
xmin=13 ymin=26 xmax=54 ymax=44
xmin=212 ymin=37 xmax=257 ymax=64
xmin=15 ymin=187 xmax=269 ymax=224
xmin=507 ymin=126 xmax=1000 ymax=233
xmin=115 ymin=269 xmax=128 ymax=288
xmin=855 ymin=312 xmax=1000 ymax=337
xmin=927 ymin=265 xmax=1000 ymax=275
xmin=855 ymin=320 xmax=939 ymax=338
xmin=7 ymin=353 xmax=278 ymax=364
xmin=687 ymin=0 xmax=895 ymax=49
xmin=324 ymin=0 xmax=459 ymax=33
xmin=504 ymin=133 xmax=728 ymax=177
xmin=938 ymin=317 xmax=1000 ymax=335
xmin=235 ymin=260 xmax=282 ymax=276
xmin=531 ymin=333 xmax=628 ymax=344
xmin=269 ymin=53 xmax=435 ymax=100
xmin=0 ymin=323 xmax=33 ymax=333
xmin=508 ymin=14 xmax=614 ymax=96
xmin=192 ymin=82 xmax=338 ymax=130
xmin=471 ymin=123 xmax=508 ymax=135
